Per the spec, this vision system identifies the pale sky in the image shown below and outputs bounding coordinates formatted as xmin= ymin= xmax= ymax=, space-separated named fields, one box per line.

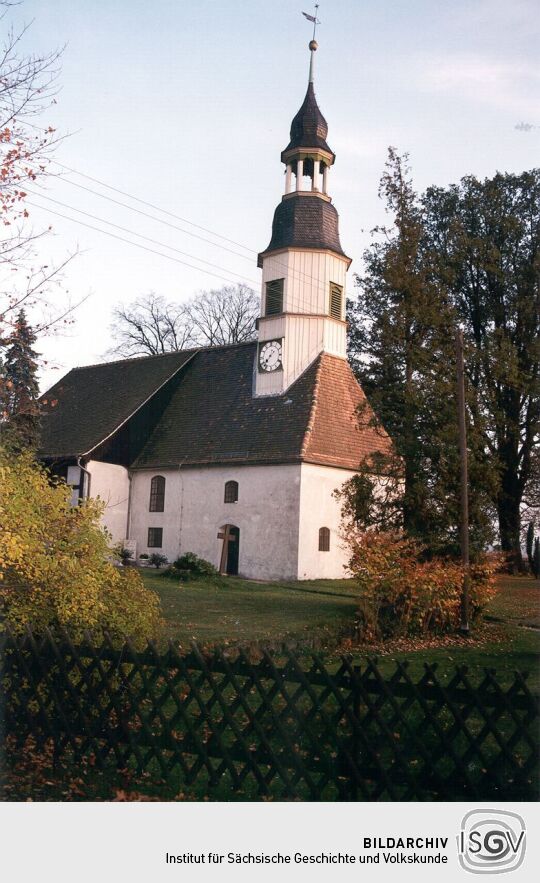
xmin=7 ymin=0 xmax=539 ymax=391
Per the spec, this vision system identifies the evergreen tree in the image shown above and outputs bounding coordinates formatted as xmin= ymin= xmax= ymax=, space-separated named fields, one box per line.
xmin=0 ymin=310 xmax=41 ymax=450
xmin=345 ymin=148 xmax=495 ymax=555
xmin=347 ymin=157 xmax=539 ymax=564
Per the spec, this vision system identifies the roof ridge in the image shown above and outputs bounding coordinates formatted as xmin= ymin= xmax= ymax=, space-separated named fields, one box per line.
xmin=68 ymin=339 xmax=257 ymax=372
xmin=300 ymin=353 xmax=324 ymax=457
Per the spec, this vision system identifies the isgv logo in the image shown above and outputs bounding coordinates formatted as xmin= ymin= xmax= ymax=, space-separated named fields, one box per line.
xmin=458 ymin=809 xmax=526 ymax=874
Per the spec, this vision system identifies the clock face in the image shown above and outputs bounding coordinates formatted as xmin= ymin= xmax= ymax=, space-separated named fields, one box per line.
xmin=259 ymin=339 xmax=283 ymax=372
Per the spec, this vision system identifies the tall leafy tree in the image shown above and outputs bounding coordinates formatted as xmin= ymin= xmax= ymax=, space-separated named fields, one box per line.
xmin=346 ymin=149 xmax=496 ymax=555
xmin=0 ymin=309 xmax=40 ymax=449
xmin=422 ymin=171 xmax=540 ymax=567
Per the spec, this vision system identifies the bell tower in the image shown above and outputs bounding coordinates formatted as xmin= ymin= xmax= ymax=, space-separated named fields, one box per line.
xmin=255 ymin=36 xmax=351 ymax=397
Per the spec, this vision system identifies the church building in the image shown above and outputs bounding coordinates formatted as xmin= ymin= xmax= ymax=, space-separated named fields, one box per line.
xmin=38 ymin=39 xmax=392 ymax=581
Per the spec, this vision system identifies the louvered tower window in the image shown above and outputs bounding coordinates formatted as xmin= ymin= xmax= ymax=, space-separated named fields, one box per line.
xmin=318 ymin=527 xmax=330 ymax=552
xmin=149 ymin=475 xmax=166 ymax=512
xmin=329 ymin=282 xmax=343 ymax=320
xmin=265 ymin=278 xmax=284 ymax=315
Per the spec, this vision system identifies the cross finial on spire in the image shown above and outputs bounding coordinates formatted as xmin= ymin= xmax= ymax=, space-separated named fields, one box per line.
xmin=302 ymin=5 xmax=321 ymax=83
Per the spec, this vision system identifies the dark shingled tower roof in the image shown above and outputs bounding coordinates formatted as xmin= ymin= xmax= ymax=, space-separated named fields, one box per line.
xmin=259 ymin=194 xmax=348 ymax=264
xmin=281 ymin=82 xmax=335 ymax=160
xmin=259 ymin=47 xmax=349 ymax=265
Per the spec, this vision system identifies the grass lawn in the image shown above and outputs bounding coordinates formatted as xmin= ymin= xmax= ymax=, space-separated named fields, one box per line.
xmin=142 ymin=569 xmax=357 ymax=647
xmin=142 ymin=569 xmax=540 ymax=689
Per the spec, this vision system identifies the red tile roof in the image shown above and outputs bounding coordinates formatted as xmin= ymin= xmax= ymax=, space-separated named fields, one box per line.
xmin=302 ymin=353 xmax=393 ymax=469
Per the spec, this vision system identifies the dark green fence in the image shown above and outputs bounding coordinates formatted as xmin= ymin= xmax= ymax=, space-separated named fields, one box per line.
xmin=1 ymin=627 xmax=538 ymax=800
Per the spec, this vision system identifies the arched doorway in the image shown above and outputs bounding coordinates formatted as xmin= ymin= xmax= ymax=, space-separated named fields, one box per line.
xmin=218 ymin=524 xmax=240 ymax=575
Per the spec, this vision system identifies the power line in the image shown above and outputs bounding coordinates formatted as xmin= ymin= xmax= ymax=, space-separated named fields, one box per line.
xmin=27 ymin=192 xmax=342 ymax=315
xmin=50 ymin=159 xmax=255 ymax=254
xmin=25 ymin=201 xmax=254 ymax=288
xmin=56 ymin=170 xmax=342 ymax=296
xmin=25 ymin=189 xmax=261 ymax=287
xmin=20 ymin=119 xmax=354 ymax=295
xmin=56 ymin=174 xmax=254 ymax=263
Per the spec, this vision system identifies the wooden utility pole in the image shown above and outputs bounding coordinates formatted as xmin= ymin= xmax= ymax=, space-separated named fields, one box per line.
xmin=456 ymin=327 xmax=470 ymax=633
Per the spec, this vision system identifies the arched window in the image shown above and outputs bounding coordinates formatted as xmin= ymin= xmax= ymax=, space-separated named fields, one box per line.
xmin=224 ymin=480 xmax=239 ymax=503
xmin=149 ymin=475 xmax=166 ymax=512
xmin=318 ymin=527 xmax=330 ymax=552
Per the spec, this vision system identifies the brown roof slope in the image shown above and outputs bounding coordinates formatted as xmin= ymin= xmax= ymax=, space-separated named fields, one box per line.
xmin=39 ymin=350 xmax=195 ymax=458
xmin=133 ymin=346 xmax=391 ymax=471
xmin=302 ymin=353 xmax=393 ymax=469
xmin=38 ymin=343 xmax=392 ymax=470
xmin=132 ymin=343 xmax=316 ymax=468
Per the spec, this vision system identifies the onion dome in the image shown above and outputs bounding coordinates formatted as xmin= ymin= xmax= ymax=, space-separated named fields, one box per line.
xmin=281 ymin=83 xmax=335 ymax=163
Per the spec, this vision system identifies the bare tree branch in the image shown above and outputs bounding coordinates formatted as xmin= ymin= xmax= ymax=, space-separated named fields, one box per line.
xmin=0 ymin=3 xmax=75 ymax=339
xmin=109 ymin=285 xmax=258 ymax=358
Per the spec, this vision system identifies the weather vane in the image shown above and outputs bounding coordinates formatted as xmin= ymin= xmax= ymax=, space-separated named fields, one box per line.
xmin=302 ymin=5 xmax=320 ymax=42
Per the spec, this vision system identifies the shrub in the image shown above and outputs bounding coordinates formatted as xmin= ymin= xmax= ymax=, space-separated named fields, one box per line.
xmin=117 ymin=546 xmax=134 ymax=565
xmin=172 ymin=553 xmax=219 ymax=578
xmin=0 ymin=448 xmax=162 ymax=643
xmin=149 ymin=552 xmax=168 ymax=569
xmin=139 ymin=553 xmax=149 ymax=560
xmin=345 ymin=529 xmax=496 ymax=640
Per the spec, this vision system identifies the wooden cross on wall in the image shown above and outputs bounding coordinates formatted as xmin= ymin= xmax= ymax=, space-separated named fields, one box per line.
xmin=217 ymin=525 xmax=235 ymax=575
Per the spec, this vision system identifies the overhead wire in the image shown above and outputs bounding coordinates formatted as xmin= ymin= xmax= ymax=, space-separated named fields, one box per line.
xmin=25 ymin=188 xmax=261 ymax=287
xmin=54 ymin=168 xmax=346 ymax=300
xmin=25 ymin=201 xmax=253 ymax=288
xmin=18 ymin=123 xmax=353 ymax=311
xmin=20 ymin=119 xmax=354 ymax=297
xmin=28 ymin=190 xmax=347 ymax=315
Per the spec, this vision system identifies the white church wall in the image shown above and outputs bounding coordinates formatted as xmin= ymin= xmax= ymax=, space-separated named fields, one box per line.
xmin=86 ymin=460 xmax=130 ymax=546
xmin=129 ymin=463 xmax=302 ymax=580
xmin=297 ymin=463 xmax=356 ymax=580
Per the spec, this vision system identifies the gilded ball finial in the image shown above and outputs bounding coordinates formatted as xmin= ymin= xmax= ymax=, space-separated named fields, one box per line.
xmin=309 ymin=39 xmax=318 ymax=51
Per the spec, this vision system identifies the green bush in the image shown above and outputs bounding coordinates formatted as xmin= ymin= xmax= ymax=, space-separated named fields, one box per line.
xmin=172 ymin=552 xmax=219 ymax=578
xmin=160 ymin=553 xmax=222 ymax=584
xmin=117 ymin=546 xmax=134 ymax=565
xmin=149 ymin=552 xmax=168 ymax=569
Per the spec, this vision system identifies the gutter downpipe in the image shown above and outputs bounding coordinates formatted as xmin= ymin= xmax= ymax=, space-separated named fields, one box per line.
xmin=126 ymin=470 xmax=133 ymax=542
xmin=76 ymin=457 xmax=91 ymax=500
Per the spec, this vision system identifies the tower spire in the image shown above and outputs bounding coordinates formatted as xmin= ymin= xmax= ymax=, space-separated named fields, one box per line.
xmin=302 ymin=5 xmax=320 ymax=83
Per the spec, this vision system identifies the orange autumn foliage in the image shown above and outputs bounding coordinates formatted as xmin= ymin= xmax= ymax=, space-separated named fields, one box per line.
xmin=345 ymin=530 xmax=496 ymax=639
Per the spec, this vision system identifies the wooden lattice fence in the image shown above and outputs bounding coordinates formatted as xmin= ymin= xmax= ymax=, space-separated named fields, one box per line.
xmin=1 ymin=627 xmax=538 ymax=800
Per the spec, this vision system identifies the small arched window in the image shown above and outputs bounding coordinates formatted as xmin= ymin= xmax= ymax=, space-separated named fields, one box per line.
xmin=224 ymin=480 xmax=239 ymax=503
xmin=318 ymin=527 xmax=330 ymax=552
xmin=149 ymin=475 xmax=166 ymax=512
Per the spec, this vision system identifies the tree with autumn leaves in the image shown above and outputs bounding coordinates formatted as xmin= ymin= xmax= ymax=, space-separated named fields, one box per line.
xmin=0 ymin=448 xmax=162 ymax=643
